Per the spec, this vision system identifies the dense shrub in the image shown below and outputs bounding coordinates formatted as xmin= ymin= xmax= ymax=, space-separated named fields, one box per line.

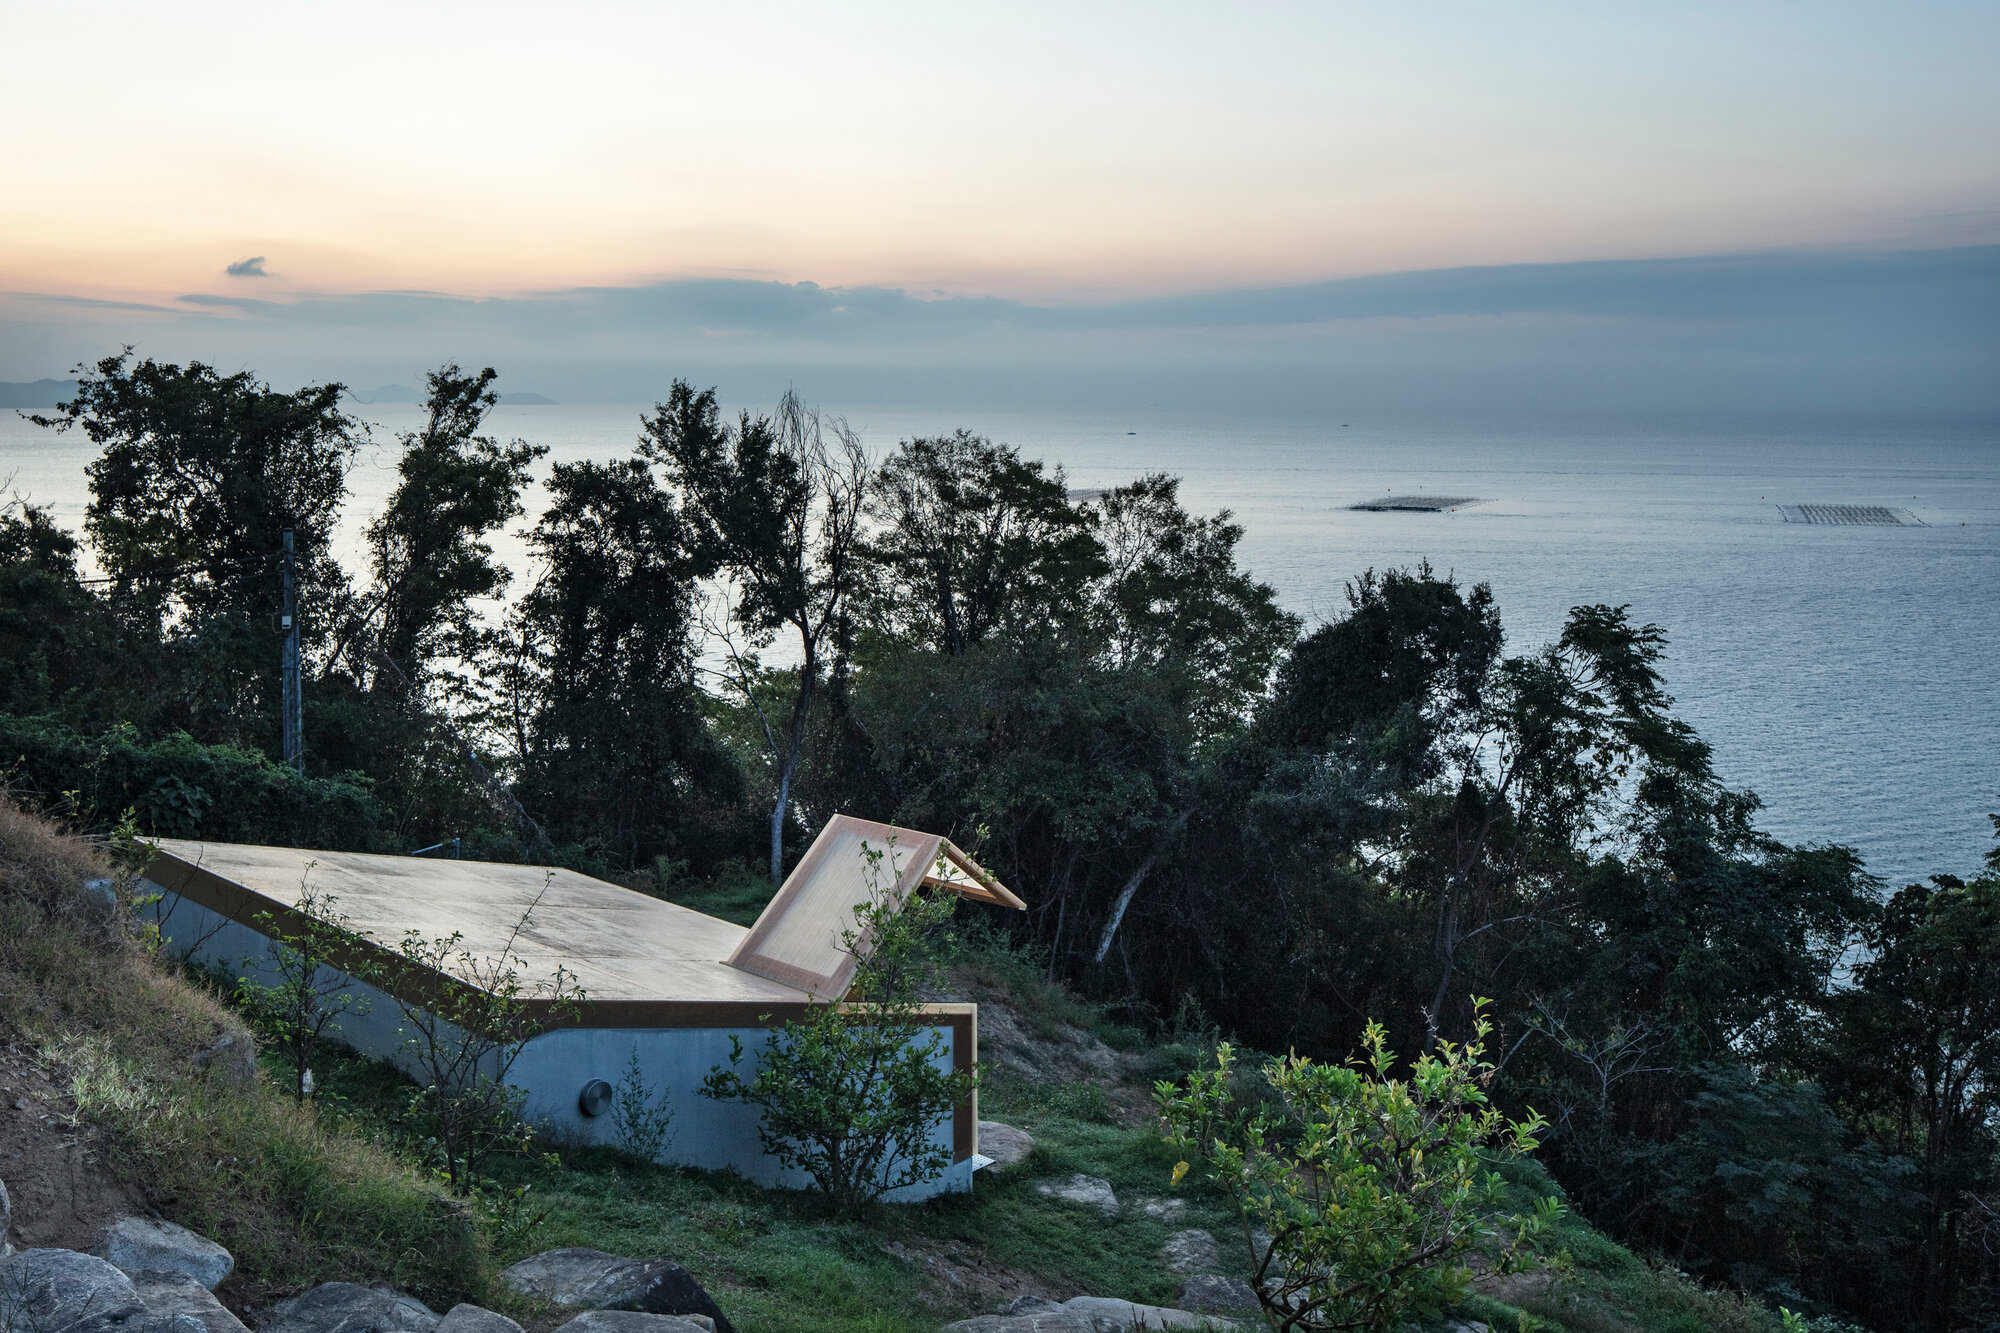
xmin=0 ymin=714 xmax=388 ymax=849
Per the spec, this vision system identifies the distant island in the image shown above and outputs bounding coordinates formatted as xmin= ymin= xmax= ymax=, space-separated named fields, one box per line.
xmin=0 ymin=379 xmax=79 ymax=408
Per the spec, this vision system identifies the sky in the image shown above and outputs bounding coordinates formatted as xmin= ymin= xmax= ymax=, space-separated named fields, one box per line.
xmin=3 ymin=1 xmax=1998 ymax=411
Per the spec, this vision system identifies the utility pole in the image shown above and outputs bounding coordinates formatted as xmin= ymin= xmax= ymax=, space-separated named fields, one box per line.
xmin=281 ymin=529 xmax=303 ymax=775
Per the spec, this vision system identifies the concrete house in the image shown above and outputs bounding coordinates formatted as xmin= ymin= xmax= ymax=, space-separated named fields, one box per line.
xmin=140 ymin=814 xmax=1023 ymax=1200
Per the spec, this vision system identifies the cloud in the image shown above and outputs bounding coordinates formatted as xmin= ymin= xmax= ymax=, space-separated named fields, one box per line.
xmin=225 ymin=256 xmax=268 ymax=278
xmin=6 ymin=246 xmax=1997 ymax=415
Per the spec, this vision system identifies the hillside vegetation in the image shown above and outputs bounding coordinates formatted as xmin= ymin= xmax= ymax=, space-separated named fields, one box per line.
xmin=1 ymin=799 xmax=1809 ymax=1333
xmin=8 ymin=355 xmax=1999 ymax=1329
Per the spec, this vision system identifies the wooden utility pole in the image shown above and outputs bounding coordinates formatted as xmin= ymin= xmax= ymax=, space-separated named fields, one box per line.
xmin=281 ymin=529 xmax=303 ymax=774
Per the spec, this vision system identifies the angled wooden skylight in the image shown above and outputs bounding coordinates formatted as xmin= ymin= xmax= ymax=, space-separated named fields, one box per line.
xmin=725 ymin=814 xmax=1023 ymax=998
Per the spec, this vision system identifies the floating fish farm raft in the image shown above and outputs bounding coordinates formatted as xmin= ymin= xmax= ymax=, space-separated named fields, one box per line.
xmin=1349 ymin=495 xmax=1488 ymax=512
xmin=1777 ymin=504 xmax=1923 ymax=526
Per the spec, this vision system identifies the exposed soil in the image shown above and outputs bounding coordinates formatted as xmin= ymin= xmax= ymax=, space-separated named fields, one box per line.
xmin=0 ymin=1035 xmax=140 ymax=1251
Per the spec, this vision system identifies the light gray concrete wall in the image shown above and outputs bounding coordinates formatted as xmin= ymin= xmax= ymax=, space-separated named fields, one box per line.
xmin=142 ymin=881 xmax=972 ymax=1199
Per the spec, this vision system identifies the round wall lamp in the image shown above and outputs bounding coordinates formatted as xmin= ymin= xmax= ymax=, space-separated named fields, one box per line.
xmin=578 ymin=1078 xmax=613 ymax=1117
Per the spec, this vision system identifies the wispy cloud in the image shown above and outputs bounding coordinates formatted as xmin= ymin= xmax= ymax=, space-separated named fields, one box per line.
xmin=5 ymin=247 xmax=1996 ymax=415
xmin=225 ymin=256 xmax=268 ymax=278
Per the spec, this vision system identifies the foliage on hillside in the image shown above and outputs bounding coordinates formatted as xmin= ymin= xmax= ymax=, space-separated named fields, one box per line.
xmin=6 ymin=353 xmax=1998 ymax=1328
xmin=0 ymin=797 xmax=485 ymax=1312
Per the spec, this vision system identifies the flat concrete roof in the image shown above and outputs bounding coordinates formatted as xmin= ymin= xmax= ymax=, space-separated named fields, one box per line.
xmin=147 ymin=839 xmax=817 ymax=1013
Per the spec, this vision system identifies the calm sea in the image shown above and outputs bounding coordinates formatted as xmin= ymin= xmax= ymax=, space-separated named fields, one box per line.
xmin=5 ymin=402 xmax=1996 ymax=887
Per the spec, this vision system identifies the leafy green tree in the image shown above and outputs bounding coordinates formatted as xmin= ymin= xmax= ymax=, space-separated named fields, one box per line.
xmin=1825 ymin=867 xmax=2000 ymax=1330
xmin=31 ymin=351 xmax=361 ymax=749
xmin=642 ymin=383 xmax=867 ymax=883
xmin=702 ymin=840 xmax=975 ymax=1216
xmin=505 ymin=454 xmax=745 ymax=869
xmin=363 ymin=364 xmax=544 ymax=688
xmin=1090 ymin=474 xmax=1299 ymax=737
xmin=860 ymin=430 xmax=1101 ymax=656
xmin=1157 ymin=1000 xmax=1560 ymax=1332
xmin=0 ymin=499 xmax=150 ymax=731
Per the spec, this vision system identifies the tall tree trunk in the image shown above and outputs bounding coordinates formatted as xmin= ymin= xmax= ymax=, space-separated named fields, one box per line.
xmin=770 ymin=656 xmax=818 ymax=884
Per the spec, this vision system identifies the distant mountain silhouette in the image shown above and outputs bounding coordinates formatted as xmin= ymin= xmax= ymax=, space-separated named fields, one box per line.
xmin=350 ymin=384 xmax=424 ymax=404
xmin=0 ymin=379 xmax=77 ymax=408
xmin=347 ymin=385 xmax=557 ymax=406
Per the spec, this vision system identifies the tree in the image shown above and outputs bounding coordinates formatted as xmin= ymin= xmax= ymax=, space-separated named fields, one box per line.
xmin=1825 ymin=868 xmax=2000 ymax=1330
xmin=643 ymin=383 xmax=868 ymax=883
xmin=31 ymin=351 xmax=361 ymax=749
xmin=363 ymin=364 xmax=544 ymax=687
xmin=234 ymin=874 xmax=369 ymax=1102
xmin=0 ymin=498 xmax=146 ymax=732
xmin=504 ymin=455 xmax=744 ymax=869
xmin=383 ymin=881 xmax=583 ymax=1191
xmin=1156 ymin=1000 xmax=1560 ymax=1332
xmin=1090 ymin=474 xmax=1299 ymax=738
xmin=701 ymin=839 xmax=975 ymax=1216
xmin=860 ymin=430 xmax=1101 ymax=657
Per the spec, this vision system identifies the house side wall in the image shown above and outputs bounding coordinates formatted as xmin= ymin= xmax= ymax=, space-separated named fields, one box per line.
xmin=142 ymin=881 xmax=974 ymax=1199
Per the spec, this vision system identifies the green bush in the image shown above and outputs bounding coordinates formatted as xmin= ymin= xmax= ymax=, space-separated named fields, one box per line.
xmin=0 ymin=713 xmax=387 ymax=848
xmin=1157 ymin=999 xmax=1564 ymax=1333
xmin=703 ymin=841 xmax=976 ymax=1216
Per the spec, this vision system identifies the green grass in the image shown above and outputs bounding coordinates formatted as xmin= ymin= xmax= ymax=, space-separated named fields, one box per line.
xmin=0 ymin=800 xmax=486 ymax=1314
xmin=295 ymin=937 xmax=1801 ymax=1333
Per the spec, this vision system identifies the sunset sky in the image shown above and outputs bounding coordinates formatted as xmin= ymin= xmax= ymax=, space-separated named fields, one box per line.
xmin=4 ymin=1 xmax=1997 ymax=407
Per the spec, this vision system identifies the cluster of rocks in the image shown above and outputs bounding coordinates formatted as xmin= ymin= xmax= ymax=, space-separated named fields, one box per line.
xmin=0 ymin=1181 xmax=731 ymax=1333
xmin=957 ymin=1133 xmax=1258 ymax=1333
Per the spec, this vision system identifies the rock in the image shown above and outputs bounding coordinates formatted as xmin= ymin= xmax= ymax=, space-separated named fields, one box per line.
xmin=976 ymin=1122 xmax=1034 ymax=1170
xmin=261 ymin=1282 xmax=440 ymax=1333
xmin=434 ymin=1308 xmax=525 ymax=1333
xmin=97 ymin=1218 xmax=234 ymax=1290
xmin=1 ymin=1175 xmax=11 ymax=1256
xmin=189 ymin=1034 xmax=255 ymax=1089
xmin=1135 ymin=1197 xmax=1186 ymax=1223
xmin=1443 ymin=1322 xmax=1491 ymax=1333
xmin=1175 ymin=1275 xmax=1259 ymax=1314
xmin=941 ymin=1308 xmax=1118 ymax=1333
xmin=131 ymin=1271 xmax=250 ymax=1333
xmin=1159 ymin=1229 xmax=1218 ymax=1274
xmin=1060 ymin=1296 xmax=1237 ymax=1330
xmin=499 ymin=1250 xmax=732 ymax=1333
xmin=1471 ymin=1270 xmax=1554 ymax=1307
xmin=1002 ymin=1297 xmax=1064 ymax=1315
xmin=0 ymin=1248 xmax=154 ymax=1333
xmin=1034 ymin=1174 xmax=1118 ymax=1218
xmin=549 ymin=1314 xmax=713 ymax=1333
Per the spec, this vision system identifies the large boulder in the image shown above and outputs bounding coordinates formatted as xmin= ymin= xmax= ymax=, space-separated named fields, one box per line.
xmin=1058 ymin=1297 xmax=1236 ymax=1331
xmin=976 ymin=1122 xmax=1034 ymax=1171
xmin=96 ymin=1218 xmax=235 ymax=1291
xmin=499 ymin=1250 xmax=732 ymax=1333
xmin=1159 ymin=1230 xmax=1218 ymax=1274
xmin=1174 ymin=1276 xmax=1259 ymax=1315
xmin=940 ymin=1296 xmax=1121 ymax=1333
xmin=260 ymin=1283 xmax=440 ymax=1333
xmin=433 ymin=1307 xmax=524 ymax=1333
xmin=549 ymin=1313 xmax=713 ymax=1333
xmin=131 ymin=1271 xmax=250 ymax=1333
xmin=0 ymin=1248 xmax=155 ymax=1333
xmin=1034 ymin=1175 xmax=1118 ymax=1218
